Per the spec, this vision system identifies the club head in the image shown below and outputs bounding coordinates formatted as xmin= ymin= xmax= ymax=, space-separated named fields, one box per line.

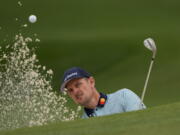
xmin=143 ymin=38 xmax=157 ymax=58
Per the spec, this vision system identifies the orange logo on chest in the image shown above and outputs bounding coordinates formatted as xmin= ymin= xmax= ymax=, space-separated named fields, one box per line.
xmin=100 ymin=98 xmax=105 ymax=105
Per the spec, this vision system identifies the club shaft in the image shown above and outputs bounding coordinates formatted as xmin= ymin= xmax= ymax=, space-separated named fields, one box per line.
xmin=141 ymin=59 xmax=154 ymax=102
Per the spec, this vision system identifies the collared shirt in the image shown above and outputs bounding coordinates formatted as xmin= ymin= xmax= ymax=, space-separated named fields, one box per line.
xmin=82 ymin=88 xmax=146 ymax=118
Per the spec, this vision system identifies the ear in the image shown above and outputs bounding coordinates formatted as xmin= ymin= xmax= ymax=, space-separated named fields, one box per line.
xmin=89 ymin=77 xmax=95 ymax=87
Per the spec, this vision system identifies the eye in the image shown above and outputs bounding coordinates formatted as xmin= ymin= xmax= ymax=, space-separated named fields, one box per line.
xmin=75 ymin=82 xmax=82 ymax=88
xmin=67 ymin=88 xmax=73 ymax=93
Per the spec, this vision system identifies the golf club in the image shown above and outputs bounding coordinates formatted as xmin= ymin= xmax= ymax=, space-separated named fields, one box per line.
xmin=141 ymin=38 xmax=157 ymax=102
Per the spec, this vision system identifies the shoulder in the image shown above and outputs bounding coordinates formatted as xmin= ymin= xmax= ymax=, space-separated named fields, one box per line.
xmin=108 ymin=88 xmax=134 ymax=97
xmin=81 ymin=111 xmax=88 ymax=119
xmin=107 ymin=88 xmax=139 ymax=101
xmin=106 ymin=88 xmax=132 ymax=102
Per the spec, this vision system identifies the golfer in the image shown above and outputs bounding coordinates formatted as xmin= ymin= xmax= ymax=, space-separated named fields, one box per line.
xmin=60 ymin=67 xmax=146 ymax=118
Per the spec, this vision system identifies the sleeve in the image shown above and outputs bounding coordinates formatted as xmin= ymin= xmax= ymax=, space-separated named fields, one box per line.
xmin=122 ymin=89 xmax=146 ymax=112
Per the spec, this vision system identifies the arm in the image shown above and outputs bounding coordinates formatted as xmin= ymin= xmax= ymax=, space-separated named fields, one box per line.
xmin=123 ymin=89 xmax=146 ymax=112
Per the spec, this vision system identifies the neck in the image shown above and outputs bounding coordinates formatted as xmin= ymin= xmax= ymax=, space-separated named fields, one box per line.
xmin=85 ymin=90 xmax=100 ymax=109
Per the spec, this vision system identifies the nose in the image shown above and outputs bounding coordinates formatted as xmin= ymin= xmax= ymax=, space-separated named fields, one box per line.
xmin=74 ymin=87 xmax=80 ymax=94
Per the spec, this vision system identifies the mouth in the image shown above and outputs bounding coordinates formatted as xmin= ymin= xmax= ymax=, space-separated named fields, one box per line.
xmin=75 ymin=92 xmax=83 ymax=100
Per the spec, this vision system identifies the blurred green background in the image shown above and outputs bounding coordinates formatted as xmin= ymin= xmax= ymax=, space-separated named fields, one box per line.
xmin=0 ymin=0 xmax=180 ymax=108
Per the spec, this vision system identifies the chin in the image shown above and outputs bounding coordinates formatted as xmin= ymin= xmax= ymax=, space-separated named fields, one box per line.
xmin=78 ymin=99 xmax=86 ymax=106
xmin=77 ymin=100 xmax=83 ymax=105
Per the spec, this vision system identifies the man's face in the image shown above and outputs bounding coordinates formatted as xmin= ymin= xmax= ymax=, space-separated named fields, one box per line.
xmin=65 ymin=77 xmax=95 ymax=106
